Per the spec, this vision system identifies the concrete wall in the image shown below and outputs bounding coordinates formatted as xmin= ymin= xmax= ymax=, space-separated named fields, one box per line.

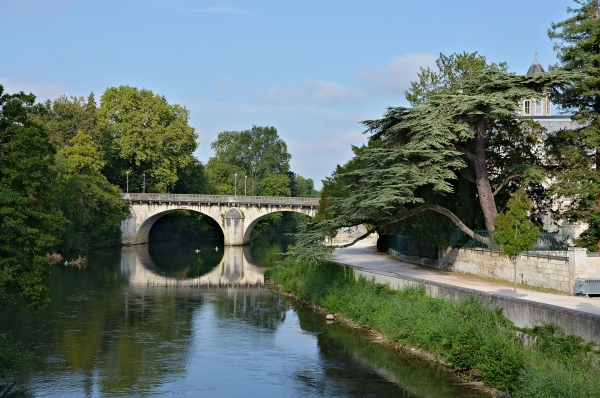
xmin=353 ymin=268 xmax=600 ymax=344
xmin=389 ymin=246 xmax=600 ymax=294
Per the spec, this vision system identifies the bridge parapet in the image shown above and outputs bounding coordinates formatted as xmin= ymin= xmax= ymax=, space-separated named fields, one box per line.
xmin=123 ymin=193 xmax=319 ymax=207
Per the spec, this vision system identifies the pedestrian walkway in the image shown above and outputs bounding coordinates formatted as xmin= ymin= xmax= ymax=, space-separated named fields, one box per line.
xmin=332 ymin=239 xmax=600 ymax=318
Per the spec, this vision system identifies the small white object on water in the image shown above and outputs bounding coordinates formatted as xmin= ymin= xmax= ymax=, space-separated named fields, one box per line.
xmin=215 ymin=247 xmax=219 ymax=252
xmin=194 ymin=249 xmax=201 ymax=253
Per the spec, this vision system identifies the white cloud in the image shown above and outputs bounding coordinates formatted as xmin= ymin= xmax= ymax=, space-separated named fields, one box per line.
xmin=265 ymin=80 xmax=362 ymax=106
xmin=195 ymin=6 xmax=252 ymax=14
xmin=354 ymin=53 xmax=436 ymax=96
xmin=0 ymin=77 xmax=74 ymax=102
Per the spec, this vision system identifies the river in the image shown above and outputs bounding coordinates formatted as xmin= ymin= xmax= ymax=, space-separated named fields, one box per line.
xmin=1 ymin=238 xmax=489 ymax=397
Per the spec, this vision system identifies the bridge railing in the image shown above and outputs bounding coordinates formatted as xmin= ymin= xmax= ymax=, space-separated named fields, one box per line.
xmin=122 ymin=193 xmax=320 ymax=206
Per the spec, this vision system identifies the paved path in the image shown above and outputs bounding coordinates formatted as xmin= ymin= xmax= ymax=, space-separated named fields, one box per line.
xmin=332 ymin=239 xmax=600 ymax=317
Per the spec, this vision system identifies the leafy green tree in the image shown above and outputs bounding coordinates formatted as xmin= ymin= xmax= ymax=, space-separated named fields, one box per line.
xmin=291 ymin=53 xmax=573 ymax=260
xmin=208 ymin=126 xmax=291 ymax=195
xmin=494 ymin=189 xmax=539 ymax=297
xmin=0 ymin=85 xmax=66 ymax=375
xmin=260 ymin=174 xmax=292 ymax=197
xmin=205 ymin=158 xmax=245 ymax=195
xmin=547 ymin=0 xmax=600 ymax=250
xmin=99 ymin=86 xmax=197 ymax=193
xmin=55 ymin=131 xmax=129 ymax=251
xmin=288 ymin=172 xmax=318 ymax=197
xmin=37 ymin=93 xmax=100 ymax=150
xmin=173 ymin=158 xmax=214 ymax=194
xmin=0 ymin=85 xmax=65 ymax=313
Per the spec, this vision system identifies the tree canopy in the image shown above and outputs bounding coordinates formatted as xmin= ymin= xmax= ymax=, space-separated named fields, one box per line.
xmin=291 ymin=52 xmax=574 ymax=260
xmin=99 ymin=86 xmax=198 ymax=193
xmin=0 ymin=85 xmax=65 ymax=314
xmin=547 ymin=0 xmax=600 ymax=250
xmin=207 ymin=126 xmax=291 ymax=195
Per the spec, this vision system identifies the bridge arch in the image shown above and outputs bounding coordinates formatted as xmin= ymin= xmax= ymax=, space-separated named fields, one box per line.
xmin=242 ymin=210 xmax=313 ymax=243
xmin=135 ymin=208 xmax=224 ymax=244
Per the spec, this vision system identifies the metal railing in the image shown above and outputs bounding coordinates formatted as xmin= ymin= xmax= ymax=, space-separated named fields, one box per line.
xmin=388 ymin=234 xmax=439 ymax=260
xmin=447 ymin=229 xmax=569 ymax=259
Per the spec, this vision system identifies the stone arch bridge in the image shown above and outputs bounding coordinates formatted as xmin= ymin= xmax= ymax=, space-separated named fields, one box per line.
xmin=121 ymin=193 xmax=319 ymax=246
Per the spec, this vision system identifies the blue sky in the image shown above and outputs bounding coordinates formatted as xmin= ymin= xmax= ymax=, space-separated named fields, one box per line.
xmin=1 ymin=0 xmax=573 ymax=188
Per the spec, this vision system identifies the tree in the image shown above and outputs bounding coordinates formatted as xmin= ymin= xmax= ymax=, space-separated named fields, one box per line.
xmin=208 ymin=126 xmax=291 ymax=195
xmin=173 ymin=158 xmax=214 ymax=194
xmin=98 ymin=86 xmax=197 ymax=193
xmin=291 ymin=53 xmax=573 ymax=260
xmin=289 ymin=172 xmax=318 ymax=197
xmin=0 ymin=85 xmax=65 ymax=313
xmin=0 ymin=85 xmax=66 ymax=375
xmin=547 ymin=0 xmax=600 ymax=250
xmin=55 ymin=131 xmax=129 ymax=251
xmin=494 ymin=189 xmax=539 ymax=297
xmin=36 ymin=93 xmax=100 ymax=150
xmin=205 ymin=158 xmax=245 ymax=195
xmin=260 ymin=174 xmax=291 ymax=197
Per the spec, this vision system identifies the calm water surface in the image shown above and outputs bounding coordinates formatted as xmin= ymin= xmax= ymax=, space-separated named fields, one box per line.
xmin=2 ymin=240 xmax=489 ymax=397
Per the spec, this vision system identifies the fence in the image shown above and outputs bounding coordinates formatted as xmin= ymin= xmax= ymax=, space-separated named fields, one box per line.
xmin=388 ymin=234 xmax=439 ymax=259
xmin=447 ymin=229 xmax=569 ymax=259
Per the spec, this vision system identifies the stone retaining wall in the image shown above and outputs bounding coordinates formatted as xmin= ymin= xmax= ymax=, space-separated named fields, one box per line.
xmin=350 ymin=267 xmax=600 ymax=344
xmin=389 ymin=246 xmax=600 ymax=294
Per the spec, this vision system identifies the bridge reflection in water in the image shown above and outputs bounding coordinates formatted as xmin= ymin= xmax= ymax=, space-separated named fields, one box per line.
xmin=120 ymin=244 xmax=265 ymax=287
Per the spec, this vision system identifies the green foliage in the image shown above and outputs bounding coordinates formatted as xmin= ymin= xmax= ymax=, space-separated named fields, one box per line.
xmin=55 ymin=131 xmax=129 ymax=251
xmin=547 ymin=1 xmax=600 ymax=250
xmin=494 ymin=189 xmax=539 ymax=260
xmin=269 ymin=257 xmax=600 ymax=396
xmin=36 ymin=93 xmax=100 ymax=149
xmin=205 ymin=158 xmax=245 ymax=195
xmin=295 ymin=53 xmax=573 ymax=259
xmin=99 ymin=86 xmax=197 ymax=193
xmin=0 ymin=85 xmax=65 ymax=314
xmin=173 ymin=159 xmax=214 ymax=194
xmin=259 ymin=174 xmax=291 ymax=197
xmin=207 ymin=126 xmax=291 ymax=195
xmin=288 ymin=172 xmax=318 ymax=197
xmin=0 ymin=332 xmax=29 ymax=378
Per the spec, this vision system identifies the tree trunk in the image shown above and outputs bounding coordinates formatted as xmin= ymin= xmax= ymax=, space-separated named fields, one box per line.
xmin=473 ymin=123 xmax=497 ymax=230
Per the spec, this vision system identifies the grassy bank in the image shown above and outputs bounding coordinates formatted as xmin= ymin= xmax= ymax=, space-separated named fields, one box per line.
xmin=266 ymin=258 xmax=600 ymax=397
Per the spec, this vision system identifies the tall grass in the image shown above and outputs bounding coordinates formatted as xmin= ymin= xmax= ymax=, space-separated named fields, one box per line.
xmin=267 ymin=258 xmax=600 ymax=397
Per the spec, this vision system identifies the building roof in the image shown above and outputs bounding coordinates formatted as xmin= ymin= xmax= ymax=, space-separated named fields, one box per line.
xmin=527 ymin=59 xmax=545 ymax=74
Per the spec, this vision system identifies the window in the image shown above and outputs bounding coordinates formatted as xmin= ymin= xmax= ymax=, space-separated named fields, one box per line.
xmin=535 ymin=99 xmax=543 ymax=115
xmin=524 ymin=100 xmax=530 ymax=115
xmin=546 ymin=99 xmax=551 ymax=115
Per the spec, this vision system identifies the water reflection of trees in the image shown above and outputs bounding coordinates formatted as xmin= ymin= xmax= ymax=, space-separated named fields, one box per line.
xmin=148 ymin=241 xmax=224 ymax=278
xmin=210 ymin=288 xmax=288 ymax=331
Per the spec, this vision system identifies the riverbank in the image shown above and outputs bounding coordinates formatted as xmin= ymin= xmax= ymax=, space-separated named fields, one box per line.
xmin=266 ymin=257 xmax=600 ymax=397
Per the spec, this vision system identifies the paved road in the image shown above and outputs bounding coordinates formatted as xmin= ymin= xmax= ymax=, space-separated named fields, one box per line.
xmin=332 ymin=239 xmax=600 ymax=317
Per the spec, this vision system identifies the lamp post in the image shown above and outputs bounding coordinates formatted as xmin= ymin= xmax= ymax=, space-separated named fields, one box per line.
xmin=143 ymin=173 xmax=145 ymax=193
xmin=245 ymin=175 xmax=247 ymax=196
xmin=234 ymin=173 xmax=237 ymax=196
xmin=126 ymin=171 xmax=129 ymax=193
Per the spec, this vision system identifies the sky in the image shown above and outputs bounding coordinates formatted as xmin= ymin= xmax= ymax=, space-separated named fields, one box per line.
xmin=1 ymin=0 xmax=574 ymax=188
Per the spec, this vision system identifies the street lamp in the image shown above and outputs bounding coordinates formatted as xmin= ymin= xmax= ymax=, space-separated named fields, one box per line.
xmin=245 ymin=175 xmax=247 ymax=196
xmin=234 ymin=173 xmax=237 ymax=196
xmin=143 ymin=173 xmax=145 ymax=193
xmin=126 ymin=171 xmax=129 ymax=193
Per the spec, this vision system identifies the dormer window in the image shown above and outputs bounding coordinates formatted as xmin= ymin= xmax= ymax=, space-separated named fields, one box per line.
xmin=535 ymin=99 xmax=543 ymax=115
xmin=524 ymin=100 xmax=531 ymax=115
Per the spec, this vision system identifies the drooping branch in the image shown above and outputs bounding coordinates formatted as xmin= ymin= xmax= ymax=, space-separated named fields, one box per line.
xmin=380 ymin=203 xmax=475 ymax=238
xmin=493 ymin=174 xmax=519 ymax=196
